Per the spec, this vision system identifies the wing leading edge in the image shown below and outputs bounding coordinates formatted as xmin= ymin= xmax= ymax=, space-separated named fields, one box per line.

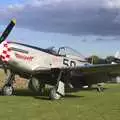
xmin=62 ymin=64 xmax=120 ymax=75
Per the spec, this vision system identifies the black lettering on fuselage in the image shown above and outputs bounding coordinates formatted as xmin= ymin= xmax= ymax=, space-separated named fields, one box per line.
xmin=63 ymin=59 xmax=69 ymax=66
xmin=63 ymin=59 xmax=76 ymax=67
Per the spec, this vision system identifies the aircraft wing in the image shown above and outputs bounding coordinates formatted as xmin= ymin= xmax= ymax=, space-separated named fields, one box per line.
xmin=62 ymin=64 xmax=120 ymax=75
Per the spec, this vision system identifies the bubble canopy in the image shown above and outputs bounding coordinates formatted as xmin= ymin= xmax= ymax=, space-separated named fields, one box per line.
xmin=46 ymin=46 xmax=86 ymax=61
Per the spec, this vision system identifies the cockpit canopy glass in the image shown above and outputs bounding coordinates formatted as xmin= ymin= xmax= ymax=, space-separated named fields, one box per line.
xmin=46 ymin=46 xmax=86 ymax=59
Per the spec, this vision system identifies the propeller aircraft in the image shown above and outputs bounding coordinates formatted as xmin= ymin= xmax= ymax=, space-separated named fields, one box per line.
xmin=0 ymin=19 xmax=120 ymax=100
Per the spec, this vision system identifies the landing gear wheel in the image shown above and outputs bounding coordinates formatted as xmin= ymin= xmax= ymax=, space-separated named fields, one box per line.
xmin=2 ymin=86 xmax=14 ymax=96
xmin=39 ymin=88 xmax=45 ymax=96
xmin=39 ymin=83 xmax=45 ymax=95
xmin=97 ymin=86 xmax=104 ymax=92
xmin=49 ymin=88 xmax=61 ymax=100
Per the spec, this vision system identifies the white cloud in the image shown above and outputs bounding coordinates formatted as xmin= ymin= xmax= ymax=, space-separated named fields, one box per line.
xmin=105 ymin=0 xmax=120 ymax=8
xmin=0 ymin=0 xmax=120 ymax=36
xmin=8 ymin=4 xmax=24 ymax=10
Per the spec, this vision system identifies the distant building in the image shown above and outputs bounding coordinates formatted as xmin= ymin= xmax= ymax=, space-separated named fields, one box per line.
xmin=110 ymin=76 xmax=120 ymax=83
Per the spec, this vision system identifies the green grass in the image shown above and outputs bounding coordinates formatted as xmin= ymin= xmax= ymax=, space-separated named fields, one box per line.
xmin=0 ymin=84 xmax=119 ymax=120
xmin=0 ymin=70 xmax=120 ymax=120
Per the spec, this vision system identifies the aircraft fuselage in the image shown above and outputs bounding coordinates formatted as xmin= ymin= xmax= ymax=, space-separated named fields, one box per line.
xmin=5 ymin=42 xmax=88 ymax=75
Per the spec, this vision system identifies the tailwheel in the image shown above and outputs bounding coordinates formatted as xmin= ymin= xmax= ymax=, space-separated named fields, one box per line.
xmin=97 ymin=84 xmax=104 ymax=92
xmin=49 ymin=87 xmax=61 ymax=100
xmin=2 ymin=85 xmax=14 ymax=96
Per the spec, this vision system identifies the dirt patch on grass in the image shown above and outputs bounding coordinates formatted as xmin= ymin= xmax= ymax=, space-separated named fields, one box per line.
xmin=13 ymin=76 xmax=29 ymax=89
xmin=0 ymin=70 xmax=29 ymax=88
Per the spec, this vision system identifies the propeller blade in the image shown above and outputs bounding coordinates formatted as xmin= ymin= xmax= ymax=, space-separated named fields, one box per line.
xmin=0 ymin=19 xmax=16 ymax=43
xmin=0 ymin=19 xmax=16 ymax=74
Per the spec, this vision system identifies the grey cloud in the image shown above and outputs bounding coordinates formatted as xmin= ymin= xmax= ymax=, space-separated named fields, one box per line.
xmin=0 ymin=0 xmax=120 ymax=36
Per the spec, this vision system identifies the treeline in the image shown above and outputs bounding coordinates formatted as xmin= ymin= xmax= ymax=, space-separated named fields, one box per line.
xmin=87 ymin=56 xmax=115 ymax=64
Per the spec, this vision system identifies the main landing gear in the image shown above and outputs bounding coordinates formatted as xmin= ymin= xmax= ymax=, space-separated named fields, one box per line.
xmin=28 ymin=77 xmax=45 ymax=95
xmin=97 ymin=83 xmax=104 ymax=92
xmin=2 ymin=71 xmax=15 ymax=96
xmin=1 ymin=69 xmax=65 ymax=100
xmin=49 ymin=70 xmax=65 ymax=100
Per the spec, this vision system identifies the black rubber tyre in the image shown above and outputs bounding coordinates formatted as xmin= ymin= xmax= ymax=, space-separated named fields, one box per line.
xmin=49 ymin=88 xmax=61 ymax=100
xmin=2 ymin=86 xmax=14 ymax=96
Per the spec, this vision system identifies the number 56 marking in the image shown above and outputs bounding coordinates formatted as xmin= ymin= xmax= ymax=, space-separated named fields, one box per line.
xmin=63 ymin=59 xmax=76 ymax=67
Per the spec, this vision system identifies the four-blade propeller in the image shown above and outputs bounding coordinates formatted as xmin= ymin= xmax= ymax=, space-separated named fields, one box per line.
xmin=0 ymin=19 xmax=16 ymax=74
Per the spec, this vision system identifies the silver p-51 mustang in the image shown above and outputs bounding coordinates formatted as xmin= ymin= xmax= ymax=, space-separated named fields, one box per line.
xmin=0 ymin=19 xmax=120 ymax=100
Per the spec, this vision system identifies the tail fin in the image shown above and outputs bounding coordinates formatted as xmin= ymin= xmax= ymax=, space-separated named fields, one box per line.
xmin=111 ymin=51 xmax=120 ymax=64
xmin=114 ymin=51 xmax=120 ymax=58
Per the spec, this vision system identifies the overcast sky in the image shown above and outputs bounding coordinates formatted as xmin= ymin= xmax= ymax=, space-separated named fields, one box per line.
xmin=0 ymin=0 xmax=120 ymax=57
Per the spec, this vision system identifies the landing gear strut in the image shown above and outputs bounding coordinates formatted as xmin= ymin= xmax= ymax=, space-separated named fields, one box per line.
xmin=49 ymin=87 xmax=61 ymax=100
xmin=97 ymin=84 xmax=104 ymax=92
xmin=2 ymin=71 xmax=15 ymax=96
xmin=49 ymin=70 xmax=65 ymax=100
xmin=28 ymin=77 xmax=45 ymax=95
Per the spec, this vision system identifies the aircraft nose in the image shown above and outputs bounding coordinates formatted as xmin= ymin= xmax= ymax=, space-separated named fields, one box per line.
xmin=0 ymin=41 xmax=11 ymax=62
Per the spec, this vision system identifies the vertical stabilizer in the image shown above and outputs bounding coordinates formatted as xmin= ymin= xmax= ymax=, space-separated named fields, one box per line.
xmin=112 ymin=51 xmax=120 ymax=64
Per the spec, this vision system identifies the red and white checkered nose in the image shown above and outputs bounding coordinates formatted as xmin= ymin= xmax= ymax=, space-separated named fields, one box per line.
xmin=0 ymin=41 xmax=11 ymax=62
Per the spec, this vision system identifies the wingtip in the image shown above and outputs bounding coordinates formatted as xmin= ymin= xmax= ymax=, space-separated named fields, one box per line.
xmin=12 ymin=18 xmax=16 ymax=24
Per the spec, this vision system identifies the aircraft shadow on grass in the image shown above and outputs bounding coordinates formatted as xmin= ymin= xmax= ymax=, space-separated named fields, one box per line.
xmin=33 ymin=94 xmax=84 ymax=100
xmin=0 ymin=89 xmax=84 ymax=100
xmin=0 ymin=87 xmax=108 ymax=100
xmin=81 ymin=87 xmax=108 ymax=91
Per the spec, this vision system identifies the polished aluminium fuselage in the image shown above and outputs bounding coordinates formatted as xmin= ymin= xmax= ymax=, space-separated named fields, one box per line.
xmin=7 ymin=42 xmax=88 ymax=73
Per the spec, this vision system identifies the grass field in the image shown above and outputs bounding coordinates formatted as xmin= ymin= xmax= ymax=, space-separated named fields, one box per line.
xmin=0 ymin=70 xmax=120 ymax=120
